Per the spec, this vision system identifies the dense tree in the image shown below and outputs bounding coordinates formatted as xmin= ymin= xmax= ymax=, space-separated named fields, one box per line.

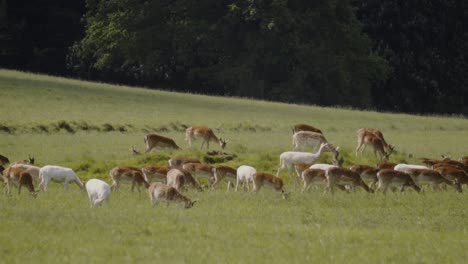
xmin=0 ymin=0 xmax=85 ymax=75
xmin=69 ymin=0 xmax=388 ymax=108
xmin=356 ymin=0 xmax=468 ymax=115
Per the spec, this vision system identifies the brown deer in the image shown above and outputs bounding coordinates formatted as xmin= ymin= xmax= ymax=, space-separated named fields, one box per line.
xmin=148 ymin=183 xmax=196 ymax=209
xmin=185 ymin=126 xmax=227 ymax=149
xmin=376 ymin=169 xmax=421 ymax=193
xmin=349 ymin=164 xmax=379 ymax=190
xmin=142 ymin=165 xmax=171 ymax=183
xmin=144 ymin=134 xmax=180 ymax=152
xmin=407 ymin=169 xmax=462 ymax=192
xmin=109 ymin=166 xmax=149 ymax=192
xmin=253 ymin=172 xmax=287 ymax=198
xmin=212 ymin=165 xmax=237 ymax=190
xmin=356 ymin=129 xmax=394 ymax=160
xmin=166 ymin=168 xmax=203 ymax=192
xmin=325 ymin=167 xmax=373 ymax=193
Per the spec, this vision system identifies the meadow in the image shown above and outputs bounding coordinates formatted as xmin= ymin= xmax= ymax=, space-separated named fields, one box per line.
xmin=0 ymin=69 xmax=467 ymax=263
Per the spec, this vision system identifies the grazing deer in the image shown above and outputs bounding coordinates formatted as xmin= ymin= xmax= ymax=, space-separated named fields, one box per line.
xmin=292 ymin=131 xmax=340 ymax=163
xmin=434 ymin=166 xmax=468 ymax=186
xmin=356 ymin=129 xmax=394 ymax=160
xmin=109 ymin=166 xmax=149 ymax=192
xmin=325 ymin=167 xmax=373 ymax=193
xmin=407 ymin=169 xmax=462 ymax=192
xmin=148 ymin=183 xmax=196 ymax=209
xmin=292 ymin=123 xmax=322 ymax=134
xmin=236 ymin=165 xmax=256 ymax=192
xmin=166 ymin=168 xmax=202 ymax=192
xmin=38 ymin=165 xmax=84 ymax=192
xmin=5 ymin=164 xmax=41 ymax=183
xmin=185 ymin=126 xmax=227 ymax=149
xmin=142 ymin=165 xmax=171 ymax=183
xmin=253 ymin=172 xmax=287 ymax=198
xmin=182 ymin=163 xmax=215 ymax=187
xmin=168 ymin=157 xmax=201 ymax=168
xmin=358 ymin=128 xmax=393 ymax=151
xmin=349 ymin=165 xmax=379 ymax=189
xmin=144 ymin=134 xmax=180 ymax=152
xmin=376 ymin=169 xmax=421 ymax=193
xmin=3 ymin=166 xmax=37 ymax=196
xmin=277 ymin=143 xmax=330 ymax=179
xmin=301 ymin=168 xmax=348 ymax=193
xmin=212 ymin=165 xmax=237 ymax=190
xmin=85 ymin=179 xmax=111 ymax=207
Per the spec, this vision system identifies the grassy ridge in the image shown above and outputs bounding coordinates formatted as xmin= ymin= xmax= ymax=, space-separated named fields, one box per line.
xmin=0 ymin=69 xmax=467 ymax=263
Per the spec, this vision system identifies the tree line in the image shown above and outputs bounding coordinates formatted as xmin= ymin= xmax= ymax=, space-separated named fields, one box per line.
xmin=1 ymin=0 xmax=467 ymax=115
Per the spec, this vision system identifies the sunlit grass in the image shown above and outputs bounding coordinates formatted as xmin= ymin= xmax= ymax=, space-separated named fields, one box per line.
xmin=0 ymin=69 xmax=467 ymax=263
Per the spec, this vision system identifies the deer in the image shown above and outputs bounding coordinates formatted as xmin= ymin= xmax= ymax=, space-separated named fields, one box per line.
xmin=168 ymin=157 xmax=201 ymax=168
xmin=148 ymin=183 xmax=196 ymax=209
xmin=252 ymin=172 xmax=287 ymax=198
xmin=292 ymin=123 xmax=323 ymax=134
xmin=394 ymin=164 xmax=428 ymax=174
xmin=109 ymin=166 xmax=149 ymax=192
xmin=277 ymin=143 xmax=330 ymax=180
xmin=356 ymin=129 xmax=394 ymax=160
xmin=144 ymin=134 xmax=180 ymax=152
xmin=325 ymin=167 xmax=373 ymax=193
xmin=212 ymin=165 xmax=237 ymax=190
xmin=407 ymin=169 xmax=462 ymax=192
xmin=358 ymin=128 xmax=393 ymax=152
xmin=236 ymin=165 xmax=256 ymax=192
xmin=5 ymin=163 xmax=41 ymax=183
xmin=2 ymin=166 xmax=38 ymax=196
xmin=182 ymin=163 xmax=215 ymax=187
xmin=11 ymin=154 xmax=35 ymax=166
xmin=38 ymin=165 xmax=84 ymax=192
xmin=349 ymin=165 xmax=379 ymax=190
xmin=85 ymin=179 xmax=111 ymax=207
xmin=141 ymin=165 xmax=171 ymax=183
xmin=166 ymin=168 xmax=203 ymax=192
xmin=185 ymin=126 xmax=227 ymax=149
xmin=376 ymin=169 xmax=421 ymax=194
xmin=292 ymin=131 xmax=340 ymax=163
xmin=433 ymin=166 xmax=468 ymax=186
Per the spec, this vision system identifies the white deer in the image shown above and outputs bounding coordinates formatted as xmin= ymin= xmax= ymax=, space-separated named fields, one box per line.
xmin=277 ymin=143 xmax=330 ymax=179
xmin=85 ymin=179 xmax=111 ymax=207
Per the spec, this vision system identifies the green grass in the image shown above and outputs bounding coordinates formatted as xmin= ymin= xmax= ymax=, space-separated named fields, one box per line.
xmin=0 ymin=69 xmax=467 ymax=263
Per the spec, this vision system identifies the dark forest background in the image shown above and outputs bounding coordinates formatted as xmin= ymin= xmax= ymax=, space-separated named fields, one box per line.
xmin=1 ymin=0 xmax=467 ymax=115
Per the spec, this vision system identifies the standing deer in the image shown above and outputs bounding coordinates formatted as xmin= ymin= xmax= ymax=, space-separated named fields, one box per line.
xmin=144 ymin=134 xmax=180 ymax=152
xmin=185 ymin=126 xmax=227 ymax=149
xmin=356 ymin=129 xmax=394 ymax=160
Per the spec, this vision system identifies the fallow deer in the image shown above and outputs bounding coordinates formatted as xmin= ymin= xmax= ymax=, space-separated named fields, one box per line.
xmin=212 ymin=165 xmax=237 ymax=190
xmin=252 ymin=172 xmax=287 ymax=198
xmin=38 ymin=165 xmax=84 ymax=192
xmin=356 ymin=129 xmax=394 ymax=160
xmin=407 ymin=169 xmax=462 ymax=192
xmin=349 ymin=165 xmax=379 ymax=189
xmin=182 ymin=163 xmax=215 ymax=187
xmin=325 ymin=167 xmax=373 ymax=193
xmin=144 ymin=134 xmax=180 ymax=152
xmin=148 ymin=183 xmax=196 ymax=208
xmin=166 ymin=168 xmax=202 ymax=192
xmin=85 ymin=179 xmax=111 ymax=207
xmin=109 ymin=166 xmax=149 ymax=192
xmin=142 ymin=165 xmax=171 ymax=183
xmin=376 ymin=169 xmax=421 ymax=193
xmin=185 ymin=126 xmax=227 ymax=149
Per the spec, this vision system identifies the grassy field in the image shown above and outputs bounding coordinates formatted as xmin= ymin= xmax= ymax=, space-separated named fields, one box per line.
xmin=0 ymin=69 xmax=467 ymax=263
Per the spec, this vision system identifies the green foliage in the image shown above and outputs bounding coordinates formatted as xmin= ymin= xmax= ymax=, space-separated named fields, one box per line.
xmin=69 ymin=0 xmax=389 ymax=108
